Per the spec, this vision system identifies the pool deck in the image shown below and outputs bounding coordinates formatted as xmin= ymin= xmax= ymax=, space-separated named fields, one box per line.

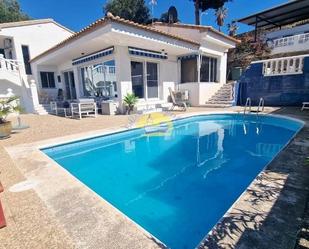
xmin=0 ymin=106 xmax=309 ymax=249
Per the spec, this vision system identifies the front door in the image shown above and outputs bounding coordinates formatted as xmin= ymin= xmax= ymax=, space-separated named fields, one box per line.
xmin=64 ymin=71 xmax=77 ymax=100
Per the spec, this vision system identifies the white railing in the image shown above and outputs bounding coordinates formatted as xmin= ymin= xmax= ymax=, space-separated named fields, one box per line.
xmin=0 ymin=55 xmax=21 ymax=72
xmin=258 ymin=55 xmax=306 ymax=76
xmin=0 ymin=88 xmax=14 ymax=99
xmin=272 ymin=33 xmax=309 ymax=48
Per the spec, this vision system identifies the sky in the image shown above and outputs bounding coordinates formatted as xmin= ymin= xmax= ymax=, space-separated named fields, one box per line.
xmin=19 ymin=0 xmax=288 ymax=34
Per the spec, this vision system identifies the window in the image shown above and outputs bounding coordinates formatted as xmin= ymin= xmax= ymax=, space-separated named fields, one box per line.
xmin=130 ymin=61 xmax=159 ymax=99
xmin=80 ymin=60 xmax=117 ymax=98
xmin=40 ymin=72 xmax=55 ymax=88
xmin=181 ymin=57 xmax=197 ymax=83
xmin=21 ymin=45 xmax=32 ymax=75
xmin=200 ymin=56 xmax=217 ymax=82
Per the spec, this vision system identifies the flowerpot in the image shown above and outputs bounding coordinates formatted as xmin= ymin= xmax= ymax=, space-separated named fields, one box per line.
xmin=0 ymin=121 xmax=12 ymax=139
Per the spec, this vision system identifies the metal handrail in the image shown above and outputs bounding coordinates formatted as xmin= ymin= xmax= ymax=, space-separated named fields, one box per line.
xmin=257 ymin=97 xmax=265 ymax=113
xmin=244 ymin=97 xmax=251 ymax=114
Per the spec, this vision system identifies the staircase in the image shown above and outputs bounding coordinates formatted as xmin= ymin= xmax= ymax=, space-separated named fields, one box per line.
xmin=0 ymin=56 xmax=50 ymax=115
xmin=34 ymin=104 xmax=50 ymax=115
xmin=205 ymin=83 xmax=234 ymax=107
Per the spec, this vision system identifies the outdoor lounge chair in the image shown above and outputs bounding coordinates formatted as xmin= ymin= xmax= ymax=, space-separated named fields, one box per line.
xmin=71 ymin=98 xmax=97 ymax=119
xmin=301 ymin=102 xmax=309 ymax=111
xmin=169 ymin=87 xmax=187 ymax=111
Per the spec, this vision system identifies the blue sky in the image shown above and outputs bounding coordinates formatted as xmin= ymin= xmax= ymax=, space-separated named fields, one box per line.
xmin=19 ymin=0 xmax=287 ymax=34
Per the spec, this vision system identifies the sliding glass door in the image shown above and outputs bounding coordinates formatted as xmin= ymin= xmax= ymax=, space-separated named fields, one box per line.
xmin=131 ymin=61 xmax=158 ymax=99
xmin=64 ymin=71 xmax=77 ymax=99
xmin=146 ymin=62 xmax=158 ymax=98
xmin=131 ymin=61 xmax=144 ymax=98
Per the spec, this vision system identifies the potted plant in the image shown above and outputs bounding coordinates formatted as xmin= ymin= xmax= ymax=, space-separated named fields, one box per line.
xmin=0 ymin=96 xmax=21 ymax=139
xmin=123 ymin=93 xmax=138 ymax=115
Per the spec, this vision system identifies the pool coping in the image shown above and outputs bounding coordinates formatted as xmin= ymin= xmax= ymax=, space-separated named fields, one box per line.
xmin=4 ymin=110 xmax=308 ymax=249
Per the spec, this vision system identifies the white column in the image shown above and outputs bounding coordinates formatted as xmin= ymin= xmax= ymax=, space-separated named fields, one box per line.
xmin=30 ymin=80 xmax=39 ymax=107
xmin=219 ymin=52 xmax=227 ymax=84
xmin=114 ymin=45 xmax=132 ymax=113
xmin=197 ymin=54 xmax=201 ymax=84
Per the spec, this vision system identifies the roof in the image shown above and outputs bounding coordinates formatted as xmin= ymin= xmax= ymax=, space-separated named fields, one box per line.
xmin=237 ymin=0 xmax=309 ymax=30
xmin=151 ymin=22 xmax=241 ymax=44
xmin=0 ymin=18 xmax=74 ymax=34
xmin=30 ymin=13 xmax=200 ymax=63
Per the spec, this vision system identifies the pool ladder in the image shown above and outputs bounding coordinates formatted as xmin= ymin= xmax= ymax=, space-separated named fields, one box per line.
xmin=243 ymin=97 xmax=251 ymax=114
xmin=257 ymin=97 xmax=265 ymax=113
xmin=243 ymin=97 xmax=264 ymax=115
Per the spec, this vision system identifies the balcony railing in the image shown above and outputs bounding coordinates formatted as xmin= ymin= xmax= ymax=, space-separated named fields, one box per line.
xmin=0 ymin=55 xmax=20 ymax=72
xmin=272 ymin=33 xmax=309 ymax=48
xmin=258 ymin=55 xmax=305 ymax=76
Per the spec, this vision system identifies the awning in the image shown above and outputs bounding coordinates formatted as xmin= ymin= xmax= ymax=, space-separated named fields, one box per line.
xmin=72 ymin=47 xmax=114 ymax=65
xmin=237 ymin=0 xmax=309 ymax=30
xmin=128 ymin=47 xmax=168 ymax=59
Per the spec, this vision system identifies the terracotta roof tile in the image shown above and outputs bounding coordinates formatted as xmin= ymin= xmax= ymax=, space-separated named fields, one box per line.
xmin=151 ymin=22 xmax=241 ymax=44
xmin=30 ymin=13 xmax=200 ymax=62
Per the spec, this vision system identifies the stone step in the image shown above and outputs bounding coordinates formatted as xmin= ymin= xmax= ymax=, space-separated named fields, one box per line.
xmin=203 ymin=103 xmax=233 ymax=108
xmin=206 ymin=83 xmax=234 ymax=106
xmin=206 ymin=100 xmax=233 ymax=105
xmin=210 ymin=97 xmax=233 ymax=101
xmin=34 ymin=104 xmax=50 ymax=115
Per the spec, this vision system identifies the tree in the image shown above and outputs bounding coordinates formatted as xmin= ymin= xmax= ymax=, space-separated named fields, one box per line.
xmin=215 ymin=6 xmax=227 ymax=31
xmin=227 ymin=21 xmax=238 ymax=36
xmin=104 ymin=0 xmax=150 ymax=24
xmin=192 ymin=0 xmax=232 ymax=25
xmin=0 ymin=0 xmax=30 ymax=23
xmin=227 ymin=33 xmax=271 ymax=70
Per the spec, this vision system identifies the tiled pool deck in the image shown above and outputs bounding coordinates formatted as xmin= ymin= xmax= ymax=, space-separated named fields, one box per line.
xmin=0 ymin=107 xmax=309 ymax=249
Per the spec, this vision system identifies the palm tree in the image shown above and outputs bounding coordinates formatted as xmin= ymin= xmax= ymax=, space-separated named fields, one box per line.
xmin=227 ymin=21 xmax=238 ymax=36
xmin=215 ymin=7 xmax=228 ymax=32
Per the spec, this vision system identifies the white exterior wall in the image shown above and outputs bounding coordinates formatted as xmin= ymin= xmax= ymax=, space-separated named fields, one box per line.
xmin=0 ymin=22 xmax=72 ymax=75
xmin=179 ymin=82 xmax=223 ymax=106
xmin=0 ymin=21 xmax=73 ymax=113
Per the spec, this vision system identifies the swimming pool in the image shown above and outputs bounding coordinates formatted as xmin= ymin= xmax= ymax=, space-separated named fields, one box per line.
xmin=43 ymin=114 xmax=303 ymax=249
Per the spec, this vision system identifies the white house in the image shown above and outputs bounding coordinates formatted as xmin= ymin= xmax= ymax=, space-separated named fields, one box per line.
xmin=30 ymin=13 xmax=238 ymax=113
xmin=0 ymin=19 xmax=74 ymax=113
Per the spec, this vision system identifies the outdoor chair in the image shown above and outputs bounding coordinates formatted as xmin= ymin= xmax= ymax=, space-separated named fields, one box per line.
xmin=71 ymin=98 xmax=97 ymax=119
xmin=50 ymin=101 xmax=71 ymax=117
xmin=168 ymin=87 xmax=187 ymax=111
xmin=301 ymin=102 xmax=309 ymax=111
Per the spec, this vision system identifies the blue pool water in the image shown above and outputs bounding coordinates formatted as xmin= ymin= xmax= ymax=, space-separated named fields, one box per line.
xmin=43 ymin=114 xmax=303 ymax=249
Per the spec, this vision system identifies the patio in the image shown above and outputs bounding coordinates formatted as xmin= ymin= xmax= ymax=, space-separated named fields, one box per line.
xmin=0 ymin=106 xmax=309 ymax=249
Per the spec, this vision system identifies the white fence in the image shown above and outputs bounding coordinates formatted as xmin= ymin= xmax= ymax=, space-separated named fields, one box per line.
xmin=255 ymin=55 xmax=306 ymax=76
xmin=272 ymin=33 xmax=309 ymax=48
xmin=0 ymin=55 xmax=20 ymax=72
